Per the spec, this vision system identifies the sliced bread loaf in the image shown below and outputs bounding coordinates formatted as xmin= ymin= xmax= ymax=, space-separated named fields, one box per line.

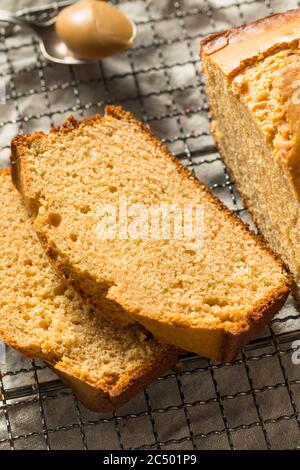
xmin=200 ymin=8 xmax=300 ymax=286
xmin=11 ymin=106 xmax=293 ymax=361
xmin=0 ymin=169 xmax=177 ymax=411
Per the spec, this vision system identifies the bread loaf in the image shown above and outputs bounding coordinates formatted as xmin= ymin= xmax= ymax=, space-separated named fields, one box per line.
xmin=11 ymin=106 xmax=293 ymax=360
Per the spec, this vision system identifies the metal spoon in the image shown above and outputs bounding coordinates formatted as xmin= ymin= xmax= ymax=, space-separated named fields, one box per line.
xmin=0 ymin=10 xmax=136 ymax=65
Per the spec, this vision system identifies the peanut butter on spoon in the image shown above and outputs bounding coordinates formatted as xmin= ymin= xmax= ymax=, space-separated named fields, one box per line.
xmin=55 ymin=0 xmax=136 ymax=60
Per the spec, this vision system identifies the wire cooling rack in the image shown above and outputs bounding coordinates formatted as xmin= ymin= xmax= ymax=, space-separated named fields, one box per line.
xmin=0 ymin=0 xmax=300 ymax=451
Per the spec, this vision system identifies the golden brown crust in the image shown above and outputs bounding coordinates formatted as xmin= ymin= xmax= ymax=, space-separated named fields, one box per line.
xmin=200 ymin=8 xmax=300 ymax=77
xmin=10 ymin=107 xmax=293 ymax=361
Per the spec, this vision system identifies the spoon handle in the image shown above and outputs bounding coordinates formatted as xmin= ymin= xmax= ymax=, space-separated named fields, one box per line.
xmin=0 ymin=10 xmax=36 ymax=34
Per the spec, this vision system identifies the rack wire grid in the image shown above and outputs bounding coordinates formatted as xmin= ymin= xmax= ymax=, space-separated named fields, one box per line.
xmin=0 ymin=0 xmax=300 ymax=451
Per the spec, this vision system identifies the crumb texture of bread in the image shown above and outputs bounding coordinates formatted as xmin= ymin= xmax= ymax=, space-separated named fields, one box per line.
xmin=10 ymin=106 xmax=293 ymax=360
xmin=0 ymin=170 xmax=177 ymax=411
xmin=201 ymin=8 xmax=300 ymax=284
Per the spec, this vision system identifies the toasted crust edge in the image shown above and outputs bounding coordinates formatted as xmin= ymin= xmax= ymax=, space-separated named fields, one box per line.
xmin=200 ymin=8 xmax=300 ymax=78
xmin=10 ymin=106 xmax=293 ymax=361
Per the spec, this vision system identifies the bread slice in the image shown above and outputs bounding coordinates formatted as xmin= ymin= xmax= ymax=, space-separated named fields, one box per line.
xmin=200 ymin=8 xmax=300 ymax=286
xmin=0 ymin=169 xmax=178 ymax=411
xmin=11 ymin=106 xmax=293 ymax=361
